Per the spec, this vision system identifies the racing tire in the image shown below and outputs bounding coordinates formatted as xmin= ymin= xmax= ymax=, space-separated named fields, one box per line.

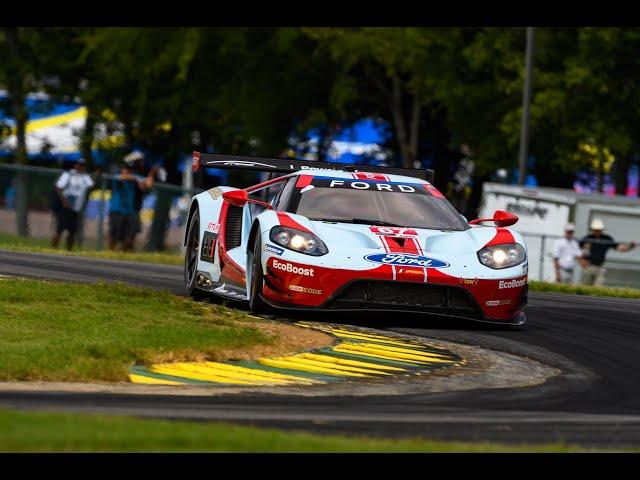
xmin=248 ymin=235 xmax=271 ymax=314
xmin=184 ymin=206 xmax=207 ymax=300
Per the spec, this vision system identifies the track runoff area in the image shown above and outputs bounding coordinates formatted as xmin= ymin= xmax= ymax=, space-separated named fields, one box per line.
xmin=1 ymin=250 xmax=640 ymax=447
xmin=130 ymin=323 xmax=464 ymax=387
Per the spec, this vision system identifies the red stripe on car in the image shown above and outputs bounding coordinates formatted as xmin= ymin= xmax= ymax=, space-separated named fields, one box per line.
xmin=276 ymin=211 xmax=313 ymax=233
xmin=295 ymin=175 xmax=313 ymax=188
xmin=423 ymin=184 xmax=445 ymax=199
xmin=484 ymin=228 xmax=516 ymax=247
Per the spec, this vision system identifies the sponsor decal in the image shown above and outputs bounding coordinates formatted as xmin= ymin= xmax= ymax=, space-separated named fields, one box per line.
xmin=364 ymin=253 xmax=449 ymax=268
xmin=498 ymin=278 xmax=527 ymax=289
xmin=486 ymin=299 xmax=512 ymax=307
xmin=459 ymin=278 xmax=479 ymax=286
xmin=207 ymin=222 xmax=220 ymax=233
xmin=353 ymin=172 xmax=388 ymax=181
xmin=313 ymin=178 xmax=423 ymax=194
xmin=506 ymin=202 xmax=548 ymax=220
xmin=272 ymin=259 xmax=315 ymax=277
xmin=369 ymin=226 xmax=418 ymax=237
xmin=200 ymin=231 xmax=218 ymax=263
xmin=264 ymin=243 xmax=285 ymax=256
xmin=207 ymin=187 xmax=223 ymax=200
xmin=397 ymin=268 xmax=425 ymax=276
xmin=205 ymin=160 xmax=277 ymax=169
xmin=192 ymin=152 xmax=200 ymax=172
xmin=288 ymin=284 xmax=323 ymax=295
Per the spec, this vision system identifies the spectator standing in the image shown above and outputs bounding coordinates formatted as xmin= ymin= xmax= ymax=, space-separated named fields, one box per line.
xmin=552 ymin=223 xmax=582 ymax=284
xmin=579 ymin=218 xmax=636 ymax=286
xmin=108 ymin=152 xmax=157 ymax=251
xmin=51 ymin=158 xmax=94 ymax=251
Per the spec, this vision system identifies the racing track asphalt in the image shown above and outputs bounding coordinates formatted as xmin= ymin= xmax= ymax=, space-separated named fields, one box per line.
xmin=1 ymin=249 xmax=640 ymax=447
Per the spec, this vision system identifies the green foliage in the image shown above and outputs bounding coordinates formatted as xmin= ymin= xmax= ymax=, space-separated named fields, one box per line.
xmin=3 ymin=27 xmax=640 ymax=189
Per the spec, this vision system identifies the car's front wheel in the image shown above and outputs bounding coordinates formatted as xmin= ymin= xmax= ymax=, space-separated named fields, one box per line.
xmin=184 ymin=207 xmax=206 ymax=299
xmin=248 ymin=235 xmax=270 ymax=314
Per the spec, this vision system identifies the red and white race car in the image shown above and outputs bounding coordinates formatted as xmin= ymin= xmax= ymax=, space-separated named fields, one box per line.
xmin=184 ymin=153 xmax=528 ymax=325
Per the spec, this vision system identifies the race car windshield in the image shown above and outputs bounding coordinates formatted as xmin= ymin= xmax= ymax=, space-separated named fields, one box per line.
xmin=293 ymin=184 xmax=469 ymax=231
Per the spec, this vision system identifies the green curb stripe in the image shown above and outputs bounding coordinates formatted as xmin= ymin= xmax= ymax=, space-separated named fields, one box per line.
xmin=328 ymin=348 xmax=456 ymax=370
xmin=330 ymin=335 xmax=449 ymax=354
xmin=310 ymin=325 xmax=459 ymax=355
xmin=317 ymin=348 xmax=429 ymax=369
xmin=129 ymin=325 xmax=464 ymax=387
xmin=129 ymin=366 xmax=223 ymax=385
xmin=337 ymin=336 xmax=458 ymax=356
xmin=234 ymin=361 xmax=340 ymax=382
xmin=333 ymin=344 xmax=460 ymax=365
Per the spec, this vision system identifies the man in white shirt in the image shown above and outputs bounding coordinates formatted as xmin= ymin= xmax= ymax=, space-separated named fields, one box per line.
xmin=52 ymin=158 xmax=95 ymax=250
xmin=552 ymin=223 xmax=582 ymax=284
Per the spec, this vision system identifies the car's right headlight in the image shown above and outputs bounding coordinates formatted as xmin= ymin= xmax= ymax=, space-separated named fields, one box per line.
xmin=477 ymin=243 xmax=526 ymax=269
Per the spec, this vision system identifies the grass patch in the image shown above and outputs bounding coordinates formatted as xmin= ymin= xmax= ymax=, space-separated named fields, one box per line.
xmin=0 ymin=232 xmax=182 ymax=265
xmin=0 ymin=408 xmax=608 ymax=452
xmin=529 ymin=280 xmax=640 ymax=299
xmin=0 ymin=278 xmax=270 ymax=382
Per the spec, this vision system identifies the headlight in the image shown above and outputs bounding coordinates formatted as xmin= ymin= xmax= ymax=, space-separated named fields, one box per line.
xmin=477 ymin=243 xmax=526 ymax=269
xmin=269 ymin=226 xmax=328 ymax=256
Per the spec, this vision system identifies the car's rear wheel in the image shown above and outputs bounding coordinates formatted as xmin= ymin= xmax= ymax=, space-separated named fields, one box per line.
xmin=248 ymin=235 xmax=270 ymax=314
xmin=184 ymin=207 xmax=206 ymax=299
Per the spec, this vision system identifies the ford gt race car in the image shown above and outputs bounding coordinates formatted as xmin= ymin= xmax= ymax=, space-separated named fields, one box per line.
xmin=184 ymin=153 xmax=528 ymax=325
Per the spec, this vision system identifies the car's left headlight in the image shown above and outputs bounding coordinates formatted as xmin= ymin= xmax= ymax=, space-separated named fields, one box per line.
xmin=269 ymin=226 xmax=328 ymax=256
xmin=477 ymin=243 xmax=526 ymax=269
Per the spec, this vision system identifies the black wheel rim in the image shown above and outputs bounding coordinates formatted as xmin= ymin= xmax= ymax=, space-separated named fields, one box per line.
xmin=185 ymin=218 xmax=199 ymax=288
xmin=250 ymin=242 xmax=261 ymax=303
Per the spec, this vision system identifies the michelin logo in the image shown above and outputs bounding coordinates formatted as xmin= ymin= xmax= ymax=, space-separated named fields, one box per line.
xmin=264 ymin=244 xmax=284 ymax=256
xmin=272 ymin=259 xmax=315 ymax=277
xmin=498 ymin=278 xmax=527 ymax=289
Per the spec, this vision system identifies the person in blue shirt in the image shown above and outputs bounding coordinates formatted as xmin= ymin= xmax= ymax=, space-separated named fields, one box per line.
xmin=108 ymin=152 xmax=157 ymax=251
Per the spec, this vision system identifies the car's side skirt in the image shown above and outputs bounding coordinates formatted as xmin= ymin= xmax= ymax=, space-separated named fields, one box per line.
xmin=194 ymin=271 xmax=248 ymax=301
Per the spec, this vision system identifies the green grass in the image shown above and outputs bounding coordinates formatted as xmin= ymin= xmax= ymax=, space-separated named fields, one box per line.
xmin=529 ymin=280 xmax=640 ymax=299
xmin=0 ymin=408 xmax=607 ymax=452
xmin=0 ymin=232 xmax=182 ymax=265
xmin=0 ymin=278 xmax=270 ymax=382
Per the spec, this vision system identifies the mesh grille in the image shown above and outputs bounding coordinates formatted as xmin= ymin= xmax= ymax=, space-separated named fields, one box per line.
xmin=330 ymin=280 xmax=481 ymax=316
xmin=225 ymin=205 xmax=243 ymax=250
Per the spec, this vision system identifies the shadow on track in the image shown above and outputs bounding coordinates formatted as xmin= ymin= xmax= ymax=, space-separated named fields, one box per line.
xmin=205 ymin=296 xmax=522 ymax=333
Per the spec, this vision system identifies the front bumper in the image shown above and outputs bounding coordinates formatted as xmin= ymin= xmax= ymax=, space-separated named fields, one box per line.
xmin=262 ymin=257 xmax=528 ymax=324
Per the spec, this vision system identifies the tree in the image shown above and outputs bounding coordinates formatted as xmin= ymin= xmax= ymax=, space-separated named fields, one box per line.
xmin=303 ymin=28 xmax=459 ymax=169
xmin=0 ymin=28 xmax=43 ymax=236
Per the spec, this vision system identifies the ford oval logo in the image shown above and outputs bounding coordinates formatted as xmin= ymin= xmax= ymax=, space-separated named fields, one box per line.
xmin=364 ymin=253 xmax=450 ymax=268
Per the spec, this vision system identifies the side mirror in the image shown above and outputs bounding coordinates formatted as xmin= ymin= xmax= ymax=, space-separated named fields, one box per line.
xmin=469 ymin=210 xmax=518 ymax=227
xmin=222 ymin=189 xmax=249 ymax=207
xmin=222 ymin=190 xmax=273 ymax=210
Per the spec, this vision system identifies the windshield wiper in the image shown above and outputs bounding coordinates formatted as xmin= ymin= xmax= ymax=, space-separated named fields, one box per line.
xmin=313 ymin=217 xmax=405 ymax=228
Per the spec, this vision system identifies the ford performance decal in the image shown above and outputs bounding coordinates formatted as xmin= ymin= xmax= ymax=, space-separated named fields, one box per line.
xmin=364 ymin=253 xmax=450 ymax=268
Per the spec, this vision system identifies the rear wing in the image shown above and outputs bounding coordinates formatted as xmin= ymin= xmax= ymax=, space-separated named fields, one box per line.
xmin=192 ymin=152 xmax=435 ymax=183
